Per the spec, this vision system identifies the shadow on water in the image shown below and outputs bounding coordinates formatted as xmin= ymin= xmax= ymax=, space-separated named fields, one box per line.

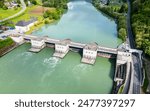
xmin=108 ymin=58 xmax=116 ymax=93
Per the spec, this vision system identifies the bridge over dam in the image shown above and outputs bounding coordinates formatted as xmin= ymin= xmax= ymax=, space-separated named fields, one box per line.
xmin=10 ymin=34 xmax=143 ymax=94
xmin=22 ymin=35 xmax=118 ymax=53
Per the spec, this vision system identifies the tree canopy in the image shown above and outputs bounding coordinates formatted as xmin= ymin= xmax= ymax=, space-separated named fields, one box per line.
xmin=131 ymin=0 xmax=150 ymax=56
xmin=42 ymin=0 xmax=68 ymax=9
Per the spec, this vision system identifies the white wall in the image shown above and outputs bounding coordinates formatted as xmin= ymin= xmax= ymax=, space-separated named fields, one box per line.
xmin=15 ymin=21 xmax=37 ymax=33
xmin=28 ymin=21 xmax=37 ymax=28
xmin=15 ymin=26 xmax=29 ymax=33
xmin=55 ymin=44 xmax=69 ymax=53
xmin=31 ymin=40 xmax=45 ymax=48
xmin=83 ymin=49 xmax=97 ymax=59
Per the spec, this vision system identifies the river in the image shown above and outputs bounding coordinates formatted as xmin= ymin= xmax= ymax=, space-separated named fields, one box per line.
xmin=0 ymin=0 xmax=122 ymax=93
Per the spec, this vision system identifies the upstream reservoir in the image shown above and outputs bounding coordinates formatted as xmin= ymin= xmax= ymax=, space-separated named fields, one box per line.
xmin=0 ymin=0 xmax=122 ymax=93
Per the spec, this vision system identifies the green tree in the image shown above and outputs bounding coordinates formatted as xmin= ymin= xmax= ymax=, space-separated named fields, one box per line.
xmin=118 ymin=28 xmax=127 ymax=41
xmin=119 ymin=3 xmax=128 ymax=13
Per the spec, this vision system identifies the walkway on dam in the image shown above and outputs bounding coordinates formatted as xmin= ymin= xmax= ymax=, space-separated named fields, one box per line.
xmin=22 ymin=34 xmax=118 ymax=54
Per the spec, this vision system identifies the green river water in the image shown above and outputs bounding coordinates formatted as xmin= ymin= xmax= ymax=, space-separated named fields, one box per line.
xmin=0 ymin=0 xmax=122 ymax=93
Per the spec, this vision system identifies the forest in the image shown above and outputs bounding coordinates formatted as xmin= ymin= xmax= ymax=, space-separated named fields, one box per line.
xmin=131 ymin=0 xmax=150 ymax=56
xmin=42 ymin=0 xmax=68 ymax=9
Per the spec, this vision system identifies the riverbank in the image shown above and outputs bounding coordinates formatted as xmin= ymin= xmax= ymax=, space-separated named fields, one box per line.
xmin=0 ymin=38 xmax=17 ymax=57
xmin=26 ymin=7 xmax=69 ymax=34
xmin=25 ymin=18 xmax=55 ymax=34
xmin=92 ymin=0 xmax=127 ymax=41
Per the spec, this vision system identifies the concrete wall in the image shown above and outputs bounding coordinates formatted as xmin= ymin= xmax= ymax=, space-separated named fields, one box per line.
xmin=31 ymin=40 xmax=45 ymax=48
xmin=15 ymin=21 xmax=37 ymax=33
xmin=55 ymin=44 xmax=69 ymax=53
xmin=15 ymin=26 xmax=29 ymax=33
xmin=83 ymin=49 xmax=97 ymax=59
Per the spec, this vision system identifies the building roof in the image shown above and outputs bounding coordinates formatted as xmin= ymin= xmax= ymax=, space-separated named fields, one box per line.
xmin=16 ymin=17 xmax=37 ymax=27
xmin=84 ymin=43 xmax=98 ymax=51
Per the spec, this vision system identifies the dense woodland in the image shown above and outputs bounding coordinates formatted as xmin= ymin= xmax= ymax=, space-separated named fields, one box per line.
xmin=131 ymin=0 xmax=150 ymax=56
xmin=42 ymin=0 xmax=68 ymax=9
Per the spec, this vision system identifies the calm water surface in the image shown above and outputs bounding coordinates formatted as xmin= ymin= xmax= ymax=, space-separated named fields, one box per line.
xmin=0 ymin=0 xmax=121 ymax=93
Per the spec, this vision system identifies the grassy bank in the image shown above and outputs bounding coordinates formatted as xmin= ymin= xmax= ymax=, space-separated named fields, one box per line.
xmin=25 ymin=19 xmax=54 ymax=34
xmin=0 ymin=38 xmax=14 ymax=49
xmin=0 ymin=38 xmax=16 ymax=56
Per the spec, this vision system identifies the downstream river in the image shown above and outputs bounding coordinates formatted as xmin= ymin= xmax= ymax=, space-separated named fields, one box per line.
xmin=0 ymin=0 xmax=122 ymax=93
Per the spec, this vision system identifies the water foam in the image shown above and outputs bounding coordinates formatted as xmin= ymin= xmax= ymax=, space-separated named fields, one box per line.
xmin=18 ymin=52 xmax=33 ymax=57
xmin=43 ymin=57 xmax=61 ymax=68
xmin=67 ymin=2 xmax=74 ymax=10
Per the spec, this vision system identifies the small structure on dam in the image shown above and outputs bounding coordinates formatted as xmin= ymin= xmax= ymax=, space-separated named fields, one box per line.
xmin=113 ymin=43 xmax=134 ymax=94
xmin=114 ymin=51 xmax=132 ymax=83
xmin=81 ymin=43 xmax=98 ymax=64
xmin=53 ymin=39 xmax=71 ymax=58
xmin=29 ymin=37 xmax=46 ymax=52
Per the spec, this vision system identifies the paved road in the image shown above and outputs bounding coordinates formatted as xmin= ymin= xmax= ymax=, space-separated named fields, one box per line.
xmin=126 ymin=0 xmax=135 ymax=49
xmin=132 ymin=53 xmax=141 ymax=94
xmin=126 ymin=0 xmax=141 ymax=94
xmin=0 ymin=0 xmax=26 ymax=23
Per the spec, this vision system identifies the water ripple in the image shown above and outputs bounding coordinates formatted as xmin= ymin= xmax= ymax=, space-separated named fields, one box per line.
xmin=43 ymin=57 xmax=61 ymax=68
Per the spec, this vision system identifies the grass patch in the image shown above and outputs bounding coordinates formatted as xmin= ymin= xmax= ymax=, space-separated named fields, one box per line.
xmin=0 ymin=8 xmax=22 ymax=20
xmin=0 ymin=38 xmax=14 ymax=49
xmin=36 ymin=0 xmax=42 ymax=5
xmin=118 ymin=84 xmax=124 ymax=94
